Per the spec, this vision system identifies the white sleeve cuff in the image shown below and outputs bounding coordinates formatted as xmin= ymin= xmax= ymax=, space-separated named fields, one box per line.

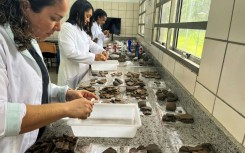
xmin=5 ymin=103 xmax=26 ymax=136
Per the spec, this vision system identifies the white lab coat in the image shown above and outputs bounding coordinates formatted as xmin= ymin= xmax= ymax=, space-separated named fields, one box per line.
xmin=58 ymin=22 xmax=105 ymax=88
xmin=91 ymin=22 xmax=108 ymax=48
xmin=0 ymin=25 xmax=68 ymax=153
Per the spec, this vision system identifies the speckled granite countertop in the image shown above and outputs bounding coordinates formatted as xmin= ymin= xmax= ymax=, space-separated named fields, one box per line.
xmin=41 ymin=60 xmax=245 ymax=153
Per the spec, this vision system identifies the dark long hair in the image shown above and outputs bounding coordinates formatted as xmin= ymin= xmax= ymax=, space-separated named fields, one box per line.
xmin=0 ymin=0 xmax=59 ymax=50
xmin=67 ymin=0 xmax=94 ymax=37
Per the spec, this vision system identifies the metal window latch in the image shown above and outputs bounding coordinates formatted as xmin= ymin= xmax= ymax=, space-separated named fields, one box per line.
xmin=186 ymin=53 xmax=191 ymax=59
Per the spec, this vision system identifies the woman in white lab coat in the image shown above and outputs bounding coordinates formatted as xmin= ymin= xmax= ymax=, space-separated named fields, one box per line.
xmin=91 ymin=9 xmax=110 ymax=47
xmin=58 ymin=0 xmax=108 ymax=88
xmin=0 ymin=0 xmax=97 ymax=152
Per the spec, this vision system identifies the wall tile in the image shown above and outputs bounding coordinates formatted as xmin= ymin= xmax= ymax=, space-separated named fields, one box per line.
xmin=120 ymin=27 xmax=126 ymax=35
xmin=96 ymin=1 xmax=104 ymax=9
xmin=111 ymin=10 xmax=119 ymax=18
xmin=213 ymin=98 xmax=245 ymax=143
xmin=125 ymin=19 xmax=134 ymax=27
xmin=133 ymin=27 xmax=137 ymax=35
xmin=133 ymin=19 xmax=138 ymax=27
xmin=111 ymin=2 xmax=119 ymax=10
xmin=194 ymin=83 xmax=215 ymax=113
xmin=121 ymin=18 xmax=126 ymax=27
xmin=134 ymin=3 xmax=139 ymax=11
xmin=103 ymin=2 xmax=112 ymax=10
xmin=217 ymin=43 xmax=245 ymax=116
xmin=167 ymin=56 xmax=175 ymax=75
xmin=125 ymin=27 xmax=133 ymax=35
xmin=90 ymin=1 xmax=97 ymax=9
xmin=206 ymin=0 xmax=234 ymax=40
xmin=229 ymin=0 xmax=245 ymax=43
xmin=126 ymin=11 xmax=134 ymax=19
xmin=146 ymin=13 xmax=153 ymax=29
xmin=174 ymin=62 xmax=197 ymax=94
xmin=157 ymin=51 xmax=164 ymax=64
xmin=161 ymin=52 xmax=168 ymax=68
xmin=126 ymin=2 xmax=134 ymax=11
xmin=133 ymin=10 xmax=139 ymax=19
xmin=106 ymin=10 xmax=112 ymax=17
xmin=118 ymin=2 xmax=126 ymax=10
xmin=118 ymin=10 xmax=126 ymax=19
xmin=197 ymin=39 xmax=227 ymax=93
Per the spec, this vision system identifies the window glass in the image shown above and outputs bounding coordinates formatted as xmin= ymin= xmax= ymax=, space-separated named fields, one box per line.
xmin=158 ymin=28 xmax=168 ymax=45
xmin=180 ymin=0 xmax=211 ymax=22
xmin=153 ymin=27 xmax=158 ymax=42
xmin=160 ymin=1 xmax=171 ymax=24
xmin=141 ymin=25 xmax=145 ymax=35
xmin=177 ymin=29 xmax=205 ymax=58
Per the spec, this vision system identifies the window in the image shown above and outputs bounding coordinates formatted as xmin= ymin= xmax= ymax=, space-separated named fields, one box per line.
xmin=138 ymin=0 xmax=146 ymax=36
xmin=153 ymin=0 xmax=211 ymax=64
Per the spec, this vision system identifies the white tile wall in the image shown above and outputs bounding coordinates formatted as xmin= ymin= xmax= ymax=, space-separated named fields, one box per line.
xmin=126 ymin=3 xmax=134 ymax=11
xmin=194 ymin=83 xmax=216 ymax=113
xmin=103 ymin=2 xmax=112 ymax=10
xmin=134 ymin=11 xmax=138 ymax=19
xmin=157 ymin=51 xmax=164 ymax=63
xmin=118 ymin=10 xmax=126 ymax=19
xmin=120 ymin=27 xmax=126 ymax=35
xmin=197 ymin=39 xmax=227 ymax=93
xmin=147 ymin=13 xmax=154 ymax=29
xmin=133 ymin=27 xmax=137 ymax=35
xmin=126 ymin=11 xmax=134 ymax=19
xmin=96 ymin=1 xmax=104 ymax=9
xmin=107 ymin=10 xmax=113 ymax=17
xmin=90 ymin=1 xmax=97 ymax=9
xmin=111 ymin=2 xmax=119 ymax=10
xmin=125 ymin=27 xmax=133 ymax=35
xmin=111 ymin=10 xmax=119 ymax=18
xmin=125 ymin=19 xmax=134 ymax=27
xmin=174 ymin=62 xmax=197 ymax=94
xmin=161 ymin=52 xmax=168 ymax=68
xmin=133 ymin=3 xmax=139 ymax=11
xmin=229 ymin=0 xmax=245 ymax=43
xmin=205 ymin=0 xmax=234 ymax=40
xmin=133 ymin=19 xmax=138 ymax=27
xmin=167 ymin=56 xmax=175 ymax=75
xmin=118 ymin=2 xmax=127 ymax=10
xmin=152 ymin=48 xmax=158 ymax=60
xmin=213 ymin=98 xmax=245 ymax=143
xmin=121 ymin=18 xmax=126 ymax=27
xmin=217 ymin=43 xmax=245 ymax=116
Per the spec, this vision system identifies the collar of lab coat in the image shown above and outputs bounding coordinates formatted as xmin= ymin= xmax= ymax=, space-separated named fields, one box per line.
xmin=4 ymin=24 xmax=44 ymax=61
xmin=94 ymin=22 xmax=102 ymax=30
xmin=3 ymin=24 xmax=44 ymax=76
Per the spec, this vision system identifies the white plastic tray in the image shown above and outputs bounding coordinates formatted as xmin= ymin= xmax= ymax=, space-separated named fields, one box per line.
xmin=67 ymin=103 xmax=142 ymax=138
xmin=91 ymin=60 xmax=119 ymax=72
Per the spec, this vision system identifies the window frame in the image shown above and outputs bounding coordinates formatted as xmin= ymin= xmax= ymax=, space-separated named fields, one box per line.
xmin=152 ymin=0 xmax=210 ymax=73
xmin=138 ymin=0 xmax=146 ymax=37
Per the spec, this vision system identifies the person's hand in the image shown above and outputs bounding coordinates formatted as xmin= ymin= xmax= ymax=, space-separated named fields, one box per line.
xmin=95 ymin=53 xmax=107 ymax=61
xmin=66 ymin=89 xmax=98 ymax=101
xmin=65 ymin=97 xmax=94 ymax=119
xmin=103 ymin=30 xmax=110 ymax=37
xmin=102 ymin=51 xmax=109 ymax=59
xmin=93 ymin=38 xmax=98 ymax=43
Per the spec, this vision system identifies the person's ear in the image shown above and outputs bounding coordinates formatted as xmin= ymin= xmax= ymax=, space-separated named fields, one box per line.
xmin=20 ymin=0 xmax=31 ymax=15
